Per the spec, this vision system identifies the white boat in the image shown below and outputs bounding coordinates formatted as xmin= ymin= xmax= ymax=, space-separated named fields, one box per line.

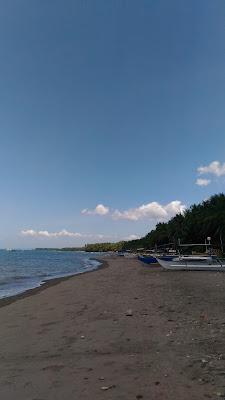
xmin=156 ymin=255 xmax=225 ymax=271
xmin=124 ymin=253 xmax=137 ymax=258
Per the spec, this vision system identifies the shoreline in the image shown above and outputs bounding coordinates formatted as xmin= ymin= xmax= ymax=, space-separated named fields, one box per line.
xmin=0 ymin=256 xmax=225 ymax=399
xmin=0 ymin=257 xmax=107 ymax=309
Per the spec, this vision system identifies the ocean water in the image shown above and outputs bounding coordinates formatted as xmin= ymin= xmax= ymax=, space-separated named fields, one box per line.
xmin=0 ymin=250 xmax=101 ymax=300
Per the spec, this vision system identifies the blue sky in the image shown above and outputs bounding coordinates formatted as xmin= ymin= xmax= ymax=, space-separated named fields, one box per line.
xmin=0 ymin=0 xmax=225 ymax=248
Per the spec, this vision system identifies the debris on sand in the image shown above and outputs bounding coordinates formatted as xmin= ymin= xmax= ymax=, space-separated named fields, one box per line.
xmin=126 ymin=309 xmax=133 ymax=316
xmin=101 ymin=385 xmax=115 ymax=391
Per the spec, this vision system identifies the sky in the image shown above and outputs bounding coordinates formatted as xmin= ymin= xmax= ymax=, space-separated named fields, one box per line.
xmin=0 ymin=0 xmax=225 ymax=248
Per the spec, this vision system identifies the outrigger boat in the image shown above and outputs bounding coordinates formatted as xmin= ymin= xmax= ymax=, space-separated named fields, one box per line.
xmin=156 ymin=239 xmax=225 ymax=271
xmin=138 ymin=253 xmax=178 ymax=265
xmin=138 ymin=255 xmax=158 ymax=264
xmin=138 ymin=245 xmax=178 ymax=265
xmin=156 ymin=255 xmax=225 ymax=271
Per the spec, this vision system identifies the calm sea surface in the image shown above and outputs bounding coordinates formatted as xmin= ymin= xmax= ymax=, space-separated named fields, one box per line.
xmin=0 ymin=250 xmax=101 ymax=299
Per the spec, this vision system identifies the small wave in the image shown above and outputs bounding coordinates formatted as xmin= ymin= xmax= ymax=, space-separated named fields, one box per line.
xmin=0 ymin=275 xmax=32 ymax=285
xmin=14 ymin=276 xmax=31 ymax=281
xmin=0 ymin=252 xmax=101 ymax=299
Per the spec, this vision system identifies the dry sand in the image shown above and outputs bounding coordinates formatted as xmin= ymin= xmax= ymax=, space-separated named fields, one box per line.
xmin=0 ymin=256 xmax=225 ymax=399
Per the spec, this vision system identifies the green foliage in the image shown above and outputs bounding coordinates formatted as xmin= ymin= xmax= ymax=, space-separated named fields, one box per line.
xmin=85 ymin=193 xmax=225 ymax=252
xmin=35 ymin=247 xmax=84 ymax=251
xmin=84 ymin=241 xmax=126 ymax=252
xmin=129 ymin=193 xmax=225 ymax=251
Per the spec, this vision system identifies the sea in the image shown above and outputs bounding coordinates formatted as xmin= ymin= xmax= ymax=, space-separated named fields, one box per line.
xmin=0 ymin=250 xmax=101 ymax=300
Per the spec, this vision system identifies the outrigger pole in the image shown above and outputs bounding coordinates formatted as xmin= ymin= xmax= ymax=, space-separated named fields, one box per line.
xmin=178 ymin=237 xmax=212 ymax=254
xmin=178 ymin=238 xmax=211 ymax=247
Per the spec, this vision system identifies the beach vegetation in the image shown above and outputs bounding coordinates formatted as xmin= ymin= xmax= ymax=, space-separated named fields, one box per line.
xmin=85 ymin=194 xmax=225 ymax=253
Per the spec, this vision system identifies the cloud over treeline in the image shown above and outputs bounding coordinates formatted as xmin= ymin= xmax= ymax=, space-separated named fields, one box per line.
xmin=82 ymin=200 xmax=186 ymax=222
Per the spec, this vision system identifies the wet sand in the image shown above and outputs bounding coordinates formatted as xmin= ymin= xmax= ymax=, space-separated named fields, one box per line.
xmin=0 ymin=256 xmax=225 ymax=399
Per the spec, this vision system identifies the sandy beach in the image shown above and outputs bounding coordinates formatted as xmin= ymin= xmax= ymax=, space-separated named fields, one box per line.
xmin=0 ymin=256 xmax=225 ymax=399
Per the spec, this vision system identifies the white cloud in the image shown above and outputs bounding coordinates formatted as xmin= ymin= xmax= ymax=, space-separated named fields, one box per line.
xmin=197 ymin=161 xmax=225 ymax=177
xmin=113 ymin=200 xmax=186 ymax=221
xmin=124 ymin=234 xmax=141 ymax=241
xmin=21 ymin=229 xmax=83 ymax=238
xmin=21 ymin=229 xmax=116 ymax=242
xmin=82 ymin=201 xmax=186 ymax=222
xmin=81 ymin=204 xmax=109 ymax=216
xmin=196 ymin=178 xmax=211 ymax=187
xmin=21 ymin=229 xmax=37 ymax=237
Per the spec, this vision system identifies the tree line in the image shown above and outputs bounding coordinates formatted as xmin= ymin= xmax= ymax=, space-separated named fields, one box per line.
xmin=85 ymin=194 xmax=225 ymax=253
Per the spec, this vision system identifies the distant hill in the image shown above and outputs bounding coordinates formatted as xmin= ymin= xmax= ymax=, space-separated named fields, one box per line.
xmin=35 ymin=247 xmax=84 ymax=251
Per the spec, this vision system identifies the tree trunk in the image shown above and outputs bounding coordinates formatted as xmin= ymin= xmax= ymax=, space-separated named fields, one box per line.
xmin=220 ymin=230 xmax=224 ymax=254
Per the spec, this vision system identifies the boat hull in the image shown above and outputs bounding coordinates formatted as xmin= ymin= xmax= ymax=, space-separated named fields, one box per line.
xmin=138 ymin=255 xmax=158 ymax=264
xmin=156 ymin=257 xmax=225 ymax=271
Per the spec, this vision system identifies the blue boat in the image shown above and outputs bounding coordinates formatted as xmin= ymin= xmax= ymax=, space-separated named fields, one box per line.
xmin=138 ymin=254 xmax=176 ymax=264
xmin=138 ymin=255 xmax=158 ymax=264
